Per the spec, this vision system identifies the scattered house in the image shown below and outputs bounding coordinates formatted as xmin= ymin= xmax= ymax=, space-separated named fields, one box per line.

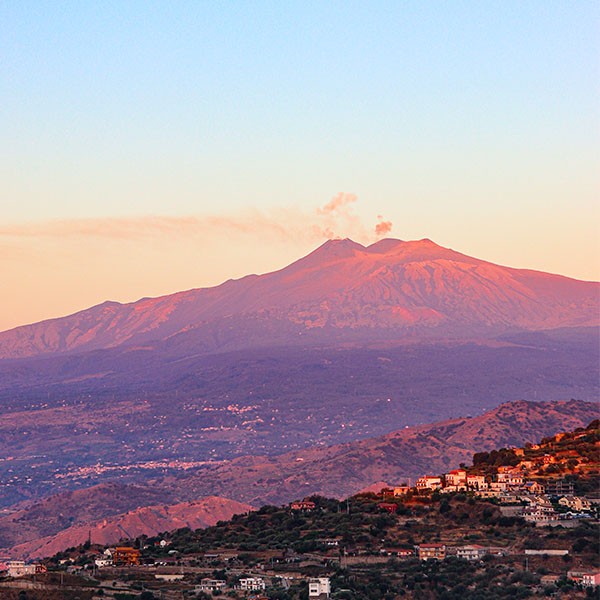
xmin=416 ymin=476 xmax=442 ymax=490
xmin=567 ymin=570 xmax=600 ymax=585
xmin=239 ymin=577 xmax=266 ymax=591
xmin=490 ymin=481 xmax=508 ymax=491
xmin=582 ymin=573 xmax=600 ymax=587
xmin=290 ymin=500 xmax=316 ymax=511
xmin=66 ymin=565 xmax=82 ymax=574
xmin=7 ymin=561 xmax=47 ymax=578
xmin=456 ymin=545 xmax=487 ymax=561
xmin=540 ymin=574 xmax=560 ymax=585
xmin=383 ymin=548 xmax=414 ymax=558
xmin=94 ymin=557 xmax=113 ymax=567
xmin=317 ymin=538 xmax=340 ymax=546
xmin=558 ymin=496 xmax=592 ymax=512
xmin=378 ymin=502 xmax=397 ymax=513
xmin=393 ymin=486 xmax=411 ymax=497
xmin=309 ymin=577 xmax=331 ymax=598
xmin=508 ymin=473 xmax=524 ymax=486
xmin=113 ymin=547 xmax=141 ymax=566
xmin=475 ymin=489 xmax=504 ymax=499
xmin=445 ymin=469 xmax=467 ymax=487
xmin=522 ymin=481 xmax=545 ymax=495
xmin=195 ymin=579 xmax=227 ymax=592
xmin=418 ymin=544 xmax=446 ymax=561
xmin=525 ymin=549 xmax=569 ymax=556
xmin=466 ymin=475 xmax=487 ymax=490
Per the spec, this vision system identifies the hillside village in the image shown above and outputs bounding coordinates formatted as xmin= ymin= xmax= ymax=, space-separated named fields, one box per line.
xmin=0 ymin=420 xmax=597 ymax=599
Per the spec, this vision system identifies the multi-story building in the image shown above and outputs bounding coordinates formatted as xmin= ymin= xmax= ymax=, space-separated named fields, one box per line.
xmin=418 ymin=544 xmax=446 ymax=561
xmin=456 ymin=545 xmax=487 ymax=561
xmin=558 ymin=496 xmax=592 ymax=512
xmin=581 ymin=573 xmax=600 ymax=587
xmin=545 ymin=479 xmax=574 ymax=496
xmin=239 ymin=577 xmax=266 ymax=591
xmin=309 ymin=577 xmax=331 ymax=598
xmin=113 ymin=547 xmax=141 ymax=566
xmin=445 ymin=469 xmax=467 ymax=487
xmin=196 ymin=579 xmax=227 ymax=592
xmin=466 ymin=475 xmax=487 ymax=490
xmin=7 ymin=561 xmax=46 ymax=578
xmin=416 ymin=476 xmax=442 ymax=490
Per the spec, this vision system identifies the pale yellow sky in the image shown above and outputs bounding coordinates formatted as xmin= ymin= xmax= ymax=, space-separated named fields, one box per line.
xmin=1 ymin=199 xmax=599 ymax=332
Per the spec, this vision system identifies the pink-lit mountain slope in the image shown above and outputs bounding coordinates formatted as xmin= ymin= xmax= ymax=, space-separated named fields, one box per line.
xmin=8 ymin=496 xmax=254 ymax=560
xmin=1 ymin=238 xmax=597 ymax=359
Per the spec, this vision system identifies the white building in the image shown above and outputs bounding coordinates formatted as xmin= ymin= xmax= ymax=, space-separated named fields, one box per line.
xmin=239 ymin=577 xmax=266 ymax=591
xmin=7 ymin=561 xmax=45 ymax=578
xmin=416 ymin=476 xmax=442 ymax=490
xmin=196 ymin=579 xmax=227 ymax=592
xmin=559 ymin=496 xmax=592 ymax=512
xmin=582 ymin=573 xmax=600 ymax=587
xmin=456 ymin=545 xmax=487 ymax=561
xmin=309 ymin=577 xmax=331 ymax=598
xmin=466 ymin=475 xmax=487 ymax=490
xmin=94 ymin=557 xmax=113 ymax=567
xmin=445 ymin=469 xmax=467 ymax=487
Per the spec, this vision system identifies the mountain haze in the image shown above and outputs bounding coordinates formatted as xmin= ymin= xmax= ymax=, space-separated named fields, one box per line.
xmin=1 ymin=238 xmax=597 ymax=359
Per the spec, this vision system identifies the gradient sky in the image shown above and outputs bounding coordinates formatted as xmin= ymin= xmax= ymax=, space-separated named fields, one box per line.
xmin=1 ymin=1 xmax=599 ymax=331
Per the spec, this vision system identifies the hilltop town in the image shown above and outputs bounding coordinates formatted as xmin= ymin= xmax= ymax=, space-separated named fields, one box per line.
xmin=0 ymin=420 xmax=597 ymax=599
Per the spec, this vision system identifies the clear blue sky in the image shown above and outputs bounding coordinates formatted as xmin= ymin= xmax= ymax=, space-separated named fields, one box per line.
xmin=1 ymin=1 xmax=598 ymax=329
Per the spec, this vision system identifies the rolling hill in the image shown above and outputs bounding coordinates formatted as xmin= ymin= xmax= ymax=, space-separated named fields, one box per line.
xmin=8 ymin=496 xmax=254 ymax=560
xmin=2 ymin=399 xmax=596 ymax=558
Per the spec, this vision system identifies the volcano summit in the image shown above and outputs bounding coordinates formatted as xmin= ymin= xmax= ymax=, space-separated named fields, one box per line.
xmin=1 ymin=238 xmax=597 ymax=359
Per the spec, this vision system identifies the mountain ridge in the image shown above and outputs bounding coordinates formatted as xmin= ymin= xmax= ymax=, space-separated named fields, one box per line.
xmin=1 ymin=238 xmax=597 ymax=360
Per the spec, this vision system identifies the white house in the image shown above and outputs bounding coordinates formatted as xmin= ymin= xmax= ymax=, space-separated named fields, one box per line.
xmin=416 ymin=476 xmax=442 ymax=490
xmin=196 ymin=579 xmax=227 ymax=592
xmin=456 ymin=545 xmax=487 ymax=561
xmin=466 ymin=475 xmax=487 ymax=490
xmin=582 ymin=573 xmax=600 ymax=587
xmin=7 ymin=561 xmax=45 ymax=578
xmin=239 ymin=577 xmax=266 ymax=591
xmin=309 ymin=577 xmax=331 ymax=598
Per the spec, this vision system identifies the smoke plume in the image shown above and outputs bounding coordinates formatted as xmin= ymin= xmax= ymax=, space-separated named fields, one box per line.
xmin=375 ymin=215 xmax=393 ymax=237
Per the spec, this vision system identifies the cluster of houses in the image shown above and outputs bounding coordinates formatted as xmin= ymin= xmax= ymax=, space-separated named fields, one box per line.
xmin=389 ymin=468 xmax=596 ymax=527
xmin=408 ymin=466 xmax=547 ymax=495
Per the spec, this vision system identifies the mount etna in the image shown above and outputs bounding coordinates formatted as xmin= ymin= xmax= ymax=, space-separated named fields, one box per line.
xmin=0 ymin=239 xmax=597 ymax=510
